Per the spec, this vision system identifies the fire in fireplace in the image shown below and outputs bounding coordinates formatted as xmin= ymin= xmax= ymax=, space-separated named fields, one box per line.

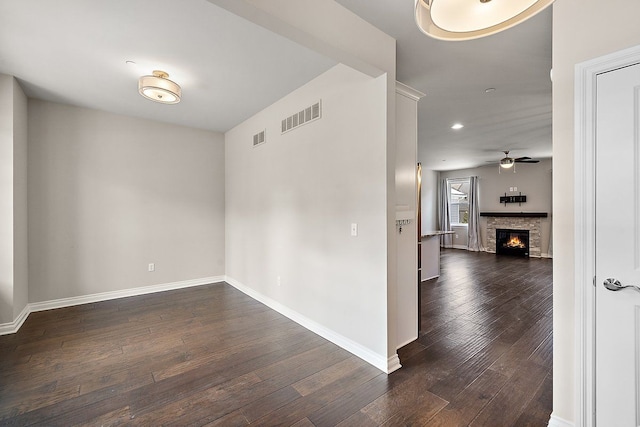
xmin=506 ymin=236 xmax=526 ymax=248
xmin=496 ymin=228 xmax=530 ymax=257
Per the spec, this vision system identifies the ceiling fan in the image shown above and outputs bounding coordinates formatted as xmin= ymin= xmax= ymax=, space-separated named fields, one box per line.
xmin=497 ymin=151 xmax=539 ymax=172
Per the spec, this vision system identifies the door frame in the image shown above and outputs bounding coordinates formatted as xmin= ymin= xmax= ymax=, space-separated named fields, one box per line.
xmin=575 ymin=43 xmax=640 ymax=427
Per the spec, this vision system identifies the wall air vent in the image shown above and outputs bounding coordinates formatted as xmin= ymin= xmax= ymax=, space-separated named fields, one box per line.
xmin=253 ymin=130 xmax=266 ymax=147
xmin=281 ymin=100 xmax=322 ymax=134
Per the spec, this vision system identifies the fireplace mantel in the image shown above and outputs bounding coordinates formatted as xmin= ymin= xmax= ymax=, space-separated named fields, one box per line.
xmin=480 ymin=212 xmax=548 ymax=218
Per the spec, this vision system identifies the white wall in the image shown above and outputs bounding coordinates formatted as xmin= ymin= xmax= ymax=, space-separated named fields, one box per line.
xmin=212 ymin=0 xmax=394 ymax=78
xmin=395 ymin=86 xmax=421 ymax=349
xmin=12 ymin=78 xmax=28 ymax=320
xmin=439 ymin=160 xmax=552 ymax=255
xmin=553 ymin=1 xmax=640 ymax=424
xmin=28 ymin=100 xmax=225 ymax=303
xmin=0 ymin=75 xmax=13 ymax=323
xmin=0 ymin=75 xmax=28 ymax=324
xmin=420 ymin=168 xmax=438 ymax=233
xmin=215 ymin=0 xmax=399 ymax=368
xmin=225 ymin=64 xmax=391 ymax=370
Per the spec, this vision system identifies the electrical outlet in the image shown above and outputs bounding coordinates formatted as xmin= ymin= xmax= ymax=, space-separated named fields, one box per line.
xmin=455 ymin=234 xmax=459 ymax=239
xmin=148 ymin=263 xmax=155 ymax=272
xmin=277 ymin=276 xmax=281 ymax=286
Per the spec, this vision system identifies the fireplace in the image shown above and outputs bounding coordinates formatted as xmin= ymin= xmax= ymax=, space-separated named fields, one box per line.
xmin=496 ymin=228 xmax=530 ymax=257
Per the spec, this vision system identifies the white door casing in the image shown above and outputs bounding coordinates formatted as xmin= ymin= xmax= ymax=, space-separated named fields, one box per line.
xmin=576 ymin=44 xmax=640 ymax=427
xmin=595 ymin=62 xmax=640 ymax=426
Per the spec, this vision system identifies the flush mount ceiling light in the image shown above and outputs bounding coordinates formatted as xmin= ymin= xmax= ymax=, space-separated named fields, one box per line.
xmin=415 ymin=0 xmax=554 ymax=41
xmin=138 ymin=70 xmax=181 ymax=104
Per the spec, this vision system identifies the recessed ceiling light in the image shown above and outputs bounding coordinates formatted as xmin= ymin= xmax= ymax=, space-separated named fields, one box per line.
xmin=126 ymin=60 xmax=136 ymax=65
xmin=485 ymin=87 xmax=496 ymax=93
xmin=451 ymin=123 xmax=464 ymax=130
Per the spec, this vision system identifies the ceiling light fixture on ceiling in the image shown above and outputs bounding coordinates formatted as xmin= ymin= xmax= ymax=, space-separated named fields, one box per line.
xmin=500 ymin=151 xmax=515 ymax=173
xmin=138 ymin=70 xmax=181 ymax=104
xmin=451 ymin=123 xmax=464 ymax=130
xmin=414 ymin=0 xmax=555 ymax=41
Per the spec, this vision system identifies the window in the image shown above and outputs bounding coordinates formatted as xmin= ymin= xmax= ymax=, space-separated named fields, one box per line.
xmin=448 ymin=178 xmax=470 ymax=225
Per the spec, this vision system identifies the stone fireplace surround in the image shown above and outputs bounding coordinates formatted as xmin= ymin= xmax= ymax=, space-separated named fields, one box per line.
xmin=483 ymin=213 xmax=545 ymax=258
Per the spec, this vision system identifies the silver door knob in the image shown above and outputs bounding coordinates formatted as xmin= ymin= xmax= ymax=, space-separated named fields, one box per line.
xmin=603 ymin=278 xmax=640 ymax=292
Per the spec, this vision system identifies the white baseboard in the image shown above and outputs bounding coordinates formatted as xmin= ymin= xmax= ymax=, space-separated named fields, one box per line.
xmin=0 ymin=304 xmax=30 ymax=335
xmin=541 ymin=252 xmax=553 ymax=259
xmin=0 ymin=276 xmax=224 ymax=336
xmin=387 ymin=354 xmax=402 ymax=373
xmin=225 ymin=275 xmax=395 ymax=374
xmin=548 ymin=413 xmax=573 ymax=427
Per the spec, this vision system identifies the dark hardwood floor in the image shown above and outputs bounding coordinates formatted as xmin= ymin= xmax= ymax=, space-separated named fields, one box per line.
xmin=0 ymin=249 xmax=552 ymax=426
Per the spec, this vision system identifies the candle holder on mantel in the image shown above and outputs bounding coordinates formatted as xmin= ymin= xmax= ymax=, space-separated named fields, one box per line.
xmin=499 ymin=192 xmax=527 ymax=206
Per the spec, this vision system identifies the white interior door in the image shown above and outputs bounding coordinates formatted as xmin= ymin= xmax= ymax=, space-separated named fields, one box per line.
xmin=596 ymin=62 xmax=640 ymax=426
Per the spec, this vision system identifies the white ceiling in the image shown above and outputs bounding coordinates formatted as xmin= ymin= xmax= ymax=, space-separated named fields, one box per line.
xmin=0 ymin=0 xmax=552 ymax=172
xmin=335 ymin=0 xmax=553 ymax=171
xmin=0 ymin=0 xmax=336 ymax=132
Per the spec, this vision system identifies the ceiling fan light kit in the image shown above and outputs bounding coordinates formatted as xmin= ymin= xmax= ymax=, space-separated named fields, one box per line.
xmin=496 ymin=151 xmax=540 ymax=173
xmin=414 ymin=0 xmax=555 ymax=41
xmin=499 ymin=150 xmax=515 ymax=173
xmin=138 ymin=70 xmax=181 ymax=104
xmin=500 ymin=157 xmax=515 ymax=168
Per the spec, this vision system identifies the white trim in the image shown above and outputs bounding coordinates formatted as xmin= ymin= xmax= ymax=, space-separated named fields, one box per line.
xmin=548 ymin=413 xmax=574 ymax=427
xmin=0 ymin=304 xmax=30 ymax=335
xmin=395 ymin=81 xmax=425 ymax=101
xmin=225 ymin=275 xmax=397 ymax=374
xmin=575 ymin=43 xmax=640 ymax=427
xmin=0 ymin=276 xmax=224 ymax=336
xmin=636 ymin=306 xmax=640 ymax=425
xmin=387 ymin=354 xmax=402 ymax=373
xmin=451 ymin=244 xmax=468 ymax=250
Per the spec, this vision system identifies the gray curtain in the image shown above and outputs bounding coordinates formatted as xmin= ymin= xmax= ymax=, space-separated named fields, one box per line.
xmin=438 ymin=178 xmax=452 ymax=248
xmin=467 ymin=176 xmax=483 ymax=252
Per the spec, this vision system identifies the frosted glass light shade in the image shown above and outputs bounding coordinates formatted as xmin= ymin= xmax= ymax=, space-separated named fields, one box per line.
xmin=138 ymin=70 xmax=181 ymax=104
xmin=415 ymin=0 xmax=554 ymax=41
xmin=500 ymin=157 xmax=515 ymax=168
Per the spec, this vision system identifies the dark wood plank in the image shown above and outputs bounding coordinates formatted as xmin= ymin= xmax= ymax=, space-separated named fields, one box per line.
xmin=0 ymin=250 xmax=553 ymax=425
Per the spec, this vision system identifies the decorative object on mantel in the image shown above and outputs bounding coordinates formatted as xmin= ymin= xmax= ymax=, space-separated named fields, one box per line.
xmin=480 ymin=212 xmax=548 ymax=218
xmin=500 ymin=192 xmax=526 ymax=206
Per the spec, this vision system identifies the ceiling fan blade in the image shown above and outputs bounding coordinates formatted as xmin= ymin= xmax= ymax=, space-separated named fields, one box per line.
xmin=514 ymin=156 xmax=531 ymax=161
xmin=515 ymin=159 xmax=539 ymax=163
